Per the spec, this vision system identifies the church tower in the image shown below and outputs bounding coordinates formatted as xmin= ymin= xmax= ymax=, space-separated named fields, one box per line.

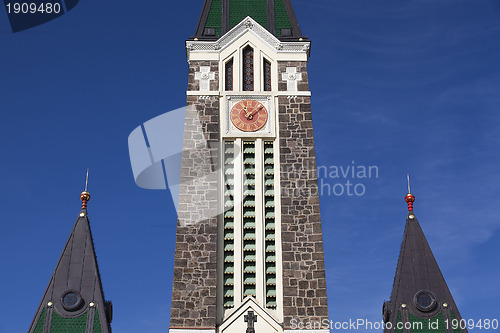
xmin=382 ymin=192 xmax=467 ymax=333
xmin=169 ymin=1 xmax=329 ymax=332
xmin=28 ymin=191 xmax=113 ymax=333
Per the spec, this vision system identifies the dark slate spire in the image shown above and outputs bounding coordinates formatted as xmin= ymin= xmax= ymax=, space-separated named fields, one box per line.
xmin=28 ymin=190 xmax=112 ymax=333
xmin=192 ymin=0 xmax=305 ymax=41
xmin=383 ymin=193 xmax=467 ymax=333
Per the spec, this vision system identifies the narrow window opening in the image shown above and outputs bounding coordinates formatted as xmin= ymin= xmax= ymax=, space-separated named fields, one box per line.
xmin=225 ymin=59 xmax=234 ymax=91
xmin=243 ymin=46 xmax=254 ymax=91
xmin=264 ymin=59 xmax=272 ymax=91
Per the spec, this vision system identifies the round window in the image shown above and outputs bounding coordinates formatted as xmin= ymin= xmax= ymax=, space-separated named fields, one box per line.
xmin=414 ymin=290 xmax=437 ymax=312
xmin=61 ymin=290 xmax=83 ymax=311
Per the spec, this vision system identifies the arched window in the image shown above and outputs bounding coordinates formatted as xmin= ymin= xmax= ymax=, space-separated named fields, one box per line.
xmin=263 ymin=59 xmax=272 ymax=91
xmin=243 ymin=46 xmax=254 ymax=91
xmin=225 ymin=58 xmax=234 ymax=91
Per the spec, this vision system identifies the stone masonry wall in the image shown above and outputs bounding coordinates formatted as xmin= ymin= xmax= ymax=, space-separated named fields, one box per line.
xmin=278 ymin=95 xmax=329 ymax=328
xmin=169 ymin=61 xmax=220 ymax=328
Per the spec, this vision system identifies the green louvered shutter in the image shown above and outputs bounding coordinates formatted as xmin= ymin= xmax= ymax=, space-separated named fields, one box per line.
xmin=223 ymin=141 xmax=235 ymax=308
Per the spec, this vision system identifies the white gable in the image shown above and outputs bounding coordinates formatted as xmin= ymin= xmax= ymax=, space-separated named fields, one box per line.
xmin=186 ymin=16 xmax=310 ymax=62
xmin=219 ymin=297 xmax=283 ymax=333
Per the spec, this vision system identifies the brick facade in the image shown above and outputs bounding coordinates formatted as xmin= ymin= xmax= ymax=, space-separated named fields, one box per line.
xmin=278 ymin=95 xmax=329 ymax=327
xmin=169 ymin=61 xmax=220 ymax=328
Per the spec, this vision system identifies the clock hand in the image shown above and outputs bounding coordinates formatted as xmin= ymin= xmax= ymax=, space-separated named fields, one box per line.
xmin=243 ymin=106 xmax=252 ymax=117
xmin=247 ymin=106 xmax=264 ymax=120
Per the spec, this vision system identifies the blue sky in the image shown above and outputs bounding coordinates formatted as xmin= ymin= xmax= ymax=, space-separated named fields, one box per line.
xmin=1 ymin=0 xmax=499 ymax=332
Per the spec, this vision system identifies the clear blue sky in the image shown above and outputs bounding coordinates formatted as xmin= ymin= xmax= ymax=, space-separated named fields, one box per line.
xmin=1 ymin=0 xmax=499 ymax=332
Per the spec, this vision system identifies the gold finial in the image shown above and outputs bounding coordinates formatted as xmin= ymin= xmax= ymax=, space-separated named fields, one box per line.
xmin=80 ymin=169 xmax=90 ymax=210
xmin=405 ymin=173 xmax=415 ymax=211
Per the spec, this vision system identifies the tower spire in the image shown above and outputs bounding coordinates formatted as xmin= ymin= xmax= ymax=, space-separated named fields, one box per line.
xmin=383 ymin=193 xmax=467 ymax=332
xmin=28 ymin=178 xmax=112 ymax=333
xmin=80 ymin=169 xmax=90 ymax=210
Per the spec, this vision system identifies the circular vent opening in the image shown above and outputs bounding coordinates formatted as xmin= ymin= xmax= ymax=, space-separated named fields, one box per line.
xmin=414 ymin=290 xmax=437 ymax=312
xmin=61 ymin=290 xmax=84 ymax=311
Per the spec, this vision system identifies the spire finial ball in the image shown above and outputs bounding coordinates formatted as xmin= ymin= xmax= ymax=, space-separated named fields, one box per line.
xmin=405 ymin=193 xmax=415 ymax=211
xmin=80 ymin=191 xmax=91 ymax=209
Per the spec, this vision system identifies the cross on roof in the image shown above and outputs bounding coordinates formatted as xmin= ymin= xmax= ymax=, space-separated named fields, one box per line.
xmin=244 ymin=310 xmax=257 ymax=333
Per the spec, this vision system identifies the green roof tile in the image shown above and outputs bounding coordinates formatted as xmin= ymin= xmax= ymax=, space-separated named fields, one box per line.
xmin=50 ymin=311 xmax=87 ymax=332
xmin=395 ymin=311 xmax=403 ymax=333
xmin=229 ymin=0 xmax=267 ymax=30
xmin=205 ymin=0 xmax=222 ymax=37
xmin=94 ymin=310 xmax=102 ymax=333
xmin=450 ymin=310 xmax=463 ymax=333
xmin=194 ymin=0 xmax=304 ymax=40
xmin=33 ymin=309 xmax=45 ymax=333
xmin=274 ymin=0 xmax=292 ymax=37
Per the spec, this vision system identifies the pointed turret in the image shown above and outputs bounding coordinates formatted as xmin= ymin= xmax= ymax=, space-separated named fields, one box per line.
xmin=192 ymin=0 xmax=305 ymax=41
xmin=28 ymin=190 xmax=112 ymax=333
xmin=383 ymin=192 xmax=466 ymax=333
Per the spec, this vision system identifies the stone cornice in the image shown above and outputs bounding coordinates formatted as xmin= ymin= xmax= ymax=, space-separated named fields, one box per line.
xmin=186 ymin=17 xmax=310 ymax=55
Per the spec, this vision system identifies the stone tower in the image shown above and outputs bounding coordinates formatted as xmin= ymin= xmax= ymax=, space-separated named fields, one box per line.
xmin=169 ymin=1 xmax=329 ymax=332
xmin=382 ymin=193 xmax=467 ymax=333
xmin=28 ymin=191 xmax=113 ymax=333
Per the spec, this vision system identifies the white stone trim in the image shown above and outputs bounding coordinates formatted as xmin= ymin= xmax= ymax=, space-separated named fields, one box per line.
xmin=186 ymin=17 xmax=310 ymax=55
xmin=185 ymin=91 xmax=310 ymax=97
xmin=168 ymin=328 xmax=216 ymax=333
xmin=186 ymin=91 xmax=219 ymax=96
xmin=272 ymin=120 xmax=284 ymax=322
xmin=219 ymin=297 xmax=283 ymax=333
xmin=222 ymin=95 xmax=275 ymax=138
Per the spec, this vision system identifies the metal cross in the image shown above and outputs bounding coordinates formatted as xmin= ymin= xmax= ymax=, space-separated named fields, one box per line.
xmin=244 ymin=310 xmax=257 ymax=333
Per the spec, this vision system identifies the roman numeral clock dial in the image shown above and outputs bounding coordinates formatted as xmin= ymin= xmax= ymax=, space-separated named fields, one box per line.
xmin=230 ymin=99 xmax=268 ymax=132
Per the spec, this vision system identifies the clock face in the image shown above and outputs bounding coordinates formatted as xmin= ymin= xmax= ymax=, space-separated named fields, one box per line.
xmin=230 ymin=100 xmax=268 ymax=132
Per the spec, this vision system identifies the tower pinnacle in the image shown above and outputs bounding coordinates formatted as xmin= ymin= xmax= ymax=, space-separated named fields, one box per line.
xmin=80 ymin=169 xmax=90 ymax=209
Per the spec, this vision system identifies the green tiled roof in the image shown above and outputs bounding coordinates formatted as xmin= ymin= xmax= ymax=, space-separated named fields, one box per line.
xmin=33 ymin=309 xmax=45 ymax=333
xmin=50 ymin=311 xmax=87 ymax=332
xmin=449 ymin=310 xmax=463 ymax=333
xmin=274 ymin=0 xmax=292 ymax=37
xmin=395 ymin=311 xmax=403 ymax=333
xmin=229 ymin=0 xmax=267 ymax=30
xmin=94 ymin=310 xmax=103 ymax=333
xmin=195 ymin=0 xmax=304 ymax=40
xmin=205 ymin=0 xmax=222 ymax=37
